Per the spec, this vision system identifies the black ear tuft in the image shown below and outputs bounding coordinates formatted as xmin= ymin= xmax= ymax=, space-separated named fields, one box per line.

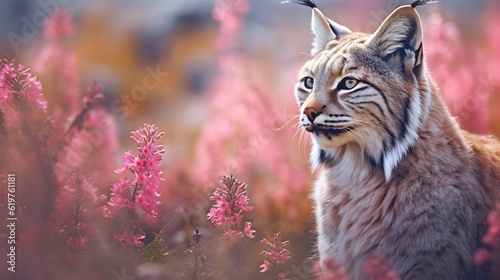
xmin=282 ymin=0 xmax=317 ymax=9
xmin=411 ymin=0 xmax=438 ymax=8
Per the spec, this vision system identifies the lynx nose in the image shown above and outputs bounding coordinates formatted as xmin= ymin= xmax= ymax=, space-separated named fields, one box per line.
xmin=304 ymin=107 xmax=321 ymax=122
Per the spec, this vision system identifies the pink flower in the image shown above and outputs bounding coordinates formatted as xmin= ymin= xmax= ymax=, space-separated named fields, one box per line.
xmin=221 ymin=229 xmax=244 ymax=240
xmin=43 ymin=10 xmax=75 ymax=40
xmin=54 ymin=175 xmax=105 ymax=259
xmin=213 ymin=0 xmax=249 ymax=50
xmin=113 ymin=222 xmax=146 ymax=248
xmin=82 ymin=82 xmax=104 ymax=108
xmin=244 ymin=221 xmax=255 ymax=238
xmin=260 ymin=232 xmax=291 ymax=279
xmin=261 ymin=234 xmax=291 ymax=265
xmin=484 ymin=204 xmax=500 ymax=246
xmin=276 ymin=272 xmax=288 ymax=280
xmin=35 ymin=10 xmax=80 ymax=119
xmin=67 ymin=236 xmax=88 ymax=249
xmin=474 ymin=203 xmax=500 ymax=266
xmin=364 ymin=255 xmax=399 ymax=280
xmin=102 ymin=178 xmax=133 ymax=217
xmin=103 ymin=124 xmax=165 ymax=219
xmin=207 ymin=174 xmax=255 ymax=239
xmin=318 ymin=258 xmax=351 ymax=280
xmin=473 ymin=248 xmax=491 ymax=265
xmin=260 ymin=259 xmax=271 ymax=273
xmin=0 ymin=59 xmax=47 ymax=112
xmin=102 ymin=124 xmax=164 ymax=247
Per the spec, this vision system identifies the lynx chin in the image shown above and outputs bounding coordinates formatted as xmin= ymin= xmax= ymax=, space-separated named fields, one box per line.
xmin=289 ymin=0 xmax=500 ymax=279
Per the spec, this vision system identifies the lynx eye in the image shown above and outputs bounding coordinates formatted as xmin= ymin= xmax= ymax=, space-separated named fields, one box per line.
xmin=338 ymin=77 xmax=359 ymax=90
xmin=304 ymin=77 xmax=314 ymax=90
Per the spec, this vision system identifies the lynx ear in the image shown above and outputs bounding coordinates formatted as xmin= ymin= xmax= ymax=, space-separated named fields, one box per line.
xmin=367 ymin=5 xmax=424 ymax=76
xmin=284 ymin=0 xmax=351 ymax=55
xmin=310 ymin=8 xmax=351 ymax=55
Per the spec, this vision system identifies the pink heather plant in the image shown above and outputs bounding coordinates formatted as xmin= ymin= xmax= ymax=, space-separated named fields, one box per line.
xmin=424 ymin=11 xmax=489 ymax=134
xmin=103 ymin=124 xmax=165 ymax=247
xmin=484 ymin=8 xmax=500 ymax=135
xmin=35 ymin=10 xmax=80 ymax=119
xmin=260 ymin=232 xmax=291 ymax=280
xmin=103 ymin=123 xmax=165 ymax=218
xmin=0 ymin=58 xmax=58 ymax=222
xmin=50 ymin=82 xmax=119 ymax=257
xmin=57 ymin=82 xmax=104 ymax=142
xmin=207 ymin=174 xmax=255 ymax=240
xmin=0 ymin=54 xmax=120 ymax=276
xmin=0 ymin=58 xmax=47 ymax=114
xmin=486 ymin=11 xmax=500 ymax=85
xmin=317 ymin=258 xmax=351 ymax=280
xmin=315 ymin=255 xmax=399 ymax=280
xmin=54 ymin=174 xmax=106 ymax=259
xmin=35 ymin=11 xmax=118 ymax=189
xmin=474 ymin=203 xmax=500 ymax=265
xmin=43 ymin=10 xmax=75 ymax=39
xmin=195 ymin=0 xmax=308 ymax=226
xmin=113 ymin=220 xmax=147 ymax=248
xmin=363 ymin=255 xmax=400 ymax=280
xmin=54 ymin=82 xmax=118 ymax=182
xmin=212 ymin=0 xmax=249 ymax=50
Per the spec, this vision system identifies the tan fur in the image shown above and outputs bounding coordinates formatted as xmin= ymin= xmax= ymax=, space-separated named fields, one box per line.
xmin=294 ymin=3 xmax=500 ymax=280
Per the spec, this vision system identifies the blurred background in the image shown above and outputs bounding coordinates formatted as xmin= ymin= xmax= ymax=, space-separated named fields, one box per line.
xmin=0 ymin=0 xmax=499 ymax=279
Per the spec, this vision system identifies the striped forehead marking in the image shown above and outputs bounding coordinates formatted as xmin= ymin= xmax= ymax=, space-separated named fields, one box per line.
xmin=308 ymin=36 xmax=366 ymax=75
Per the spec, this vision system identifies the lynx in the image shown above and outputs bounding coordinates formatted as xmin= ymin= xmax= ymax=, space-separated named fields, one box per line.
xmin=290 ymin=0 xmax=500 ymax=279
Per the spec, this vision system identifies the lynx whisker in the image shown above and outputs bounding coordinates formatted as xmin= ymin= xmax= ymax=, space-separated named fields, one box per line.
xmin=274 ymin=115 xmax=301 ymax=131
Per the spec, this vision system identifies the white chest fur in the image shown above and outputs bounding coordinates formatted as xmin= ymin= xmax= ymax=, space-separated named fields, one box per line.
xmin=313 ymin=144 xmax=386 ymax=275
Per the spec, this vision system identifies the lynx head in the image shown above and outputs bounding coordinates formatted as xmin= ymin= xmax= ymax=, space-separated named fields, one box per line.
xmin=291 ymin=0 xmax=434 ymax=180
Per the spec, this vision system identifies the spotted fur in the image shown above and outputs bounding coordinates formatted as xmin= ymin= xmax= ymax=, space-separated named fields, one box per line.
xmin=292 ymin=2 xmax=500 ymax=279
